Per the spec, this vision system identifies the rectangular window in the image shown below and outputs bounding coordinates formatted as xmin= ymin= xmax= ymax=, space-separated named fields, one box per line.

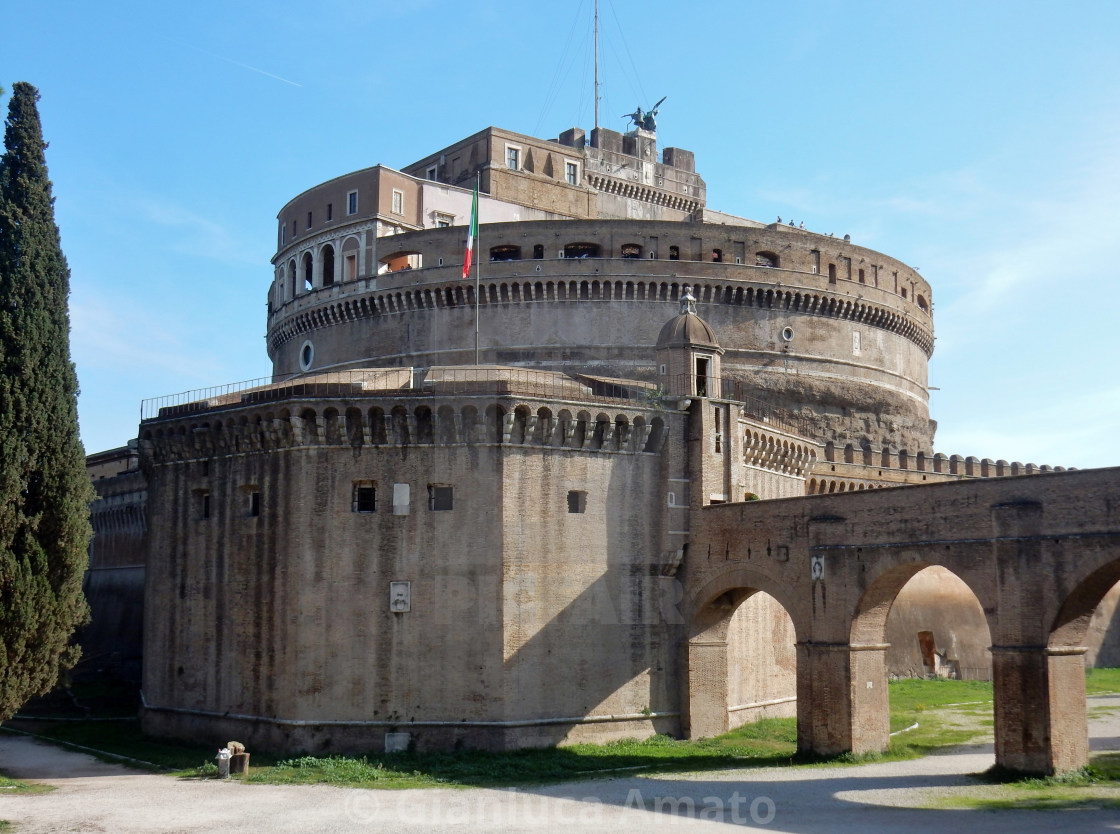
xmin=426 ymin=165 xmax=438 ymax=181
xmin=347 ymin=190 xmax=358 ymax=215
xmin=281 ymin=224 xmax=287 ymax=245
xmin=292 ymin=220 xmax=297 ymax=237
xmin=811 ymin=249 xmax=820 ymax=274
xmin=196 ymin=490 xmax=210 ymax=520
xmin=434 ymin=212 xmax=454 ymax=228
xmin=248 ymin=490 xmax=260 ymax=517
xmin=506 ymin=145 xmax=520 ymax=170
xmin=352 ymin=482 xmax=376 ymax=513
xmin=428 ymin=484 xmax=453 ymax=511
xmin=567 ymin=490 xmax=587 ymax=513
xmin=327 ymin=203 xmax=333 ymax=221
xmin=306 ymin=211 xmax=312 ymax=230
xmin=345 ymin=253 xmax=357 ymax=281
xmin=565 ymin=161 xmax=578 ymax=185
xmin=391 ymin=189 xmax=404 ymax=215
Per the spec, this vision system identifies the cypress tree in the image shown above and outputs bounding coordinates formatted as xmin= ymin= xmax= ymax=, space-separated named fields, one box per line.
xmin=0 ymin=82 xmax=92 ymax=720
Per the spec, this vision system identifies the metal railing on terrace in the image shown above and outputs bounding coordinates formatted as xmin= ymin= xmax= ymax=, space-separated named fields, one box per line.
xmin=141 ymin=368 xmax=820 ymax=439
xmin=140 ymin=368 xmax=665 ymax=422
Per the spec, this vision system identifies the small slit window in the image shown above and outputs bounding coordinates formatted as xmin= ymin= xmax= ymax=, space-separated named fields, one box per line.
xmin=352 ymin=482 xmax=377 ymax=513
xmin=428 ymin=484 xmax=453 ymax=511
xmin=567 ymin=490 xmax=587 ymax=513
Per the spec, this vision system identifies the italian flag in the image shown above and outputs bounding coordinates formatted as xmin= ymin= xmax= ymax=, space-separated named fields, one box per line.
xmin=462 ymin=181 xmax=478 ymax=279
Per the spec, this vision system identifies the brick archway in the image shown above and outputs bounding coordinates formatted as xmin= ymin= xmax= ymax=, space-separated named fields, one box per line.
xmin=685 ymin=567 xmax=806 ymax=741
xmin=687 ymin=466 xmax=1120 ymax=774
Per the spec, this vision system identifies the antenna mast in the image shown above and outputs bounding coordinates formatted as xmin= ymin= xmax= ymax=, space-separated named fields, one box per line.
xmin=594 ymin=0 xmax=600 ymax=132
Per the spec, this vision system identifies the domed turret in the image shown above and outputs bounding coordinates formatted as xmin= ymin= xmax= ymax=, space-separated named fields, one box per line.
xmin=656 ymin=286 xmax=723 ymax=398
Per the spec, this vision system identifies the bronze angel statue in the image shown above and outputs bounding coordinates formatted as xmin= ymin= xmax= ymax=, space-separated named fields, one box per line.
xmin=623 ymin=96 xmax=667 ymax=132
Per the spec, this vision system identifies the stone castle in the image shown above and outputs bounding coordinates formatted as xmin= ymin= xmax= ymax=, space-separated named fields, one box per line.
xmin=82 ymin=119 xmax=1120 ymax=761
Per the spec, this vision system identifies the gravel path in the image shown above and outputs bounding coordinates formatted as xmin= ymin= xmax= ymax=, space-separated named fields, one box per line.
xmin=2 ymin=696 xmax=1118 ymax=833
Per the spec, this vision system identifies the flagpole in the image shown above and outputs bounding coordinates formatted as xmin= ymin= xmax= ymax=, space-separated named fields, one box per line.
xmin=473 ymin=172 xmax=480 ymax=365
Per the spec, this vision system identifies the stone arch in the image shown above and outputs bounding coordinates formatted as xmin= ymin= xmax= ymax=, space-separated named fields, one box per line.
xmin=644 ymin=416 xmax=664 ymax=452
xmin=485 ymin=403 xmax=506 ymax=444
xmin=390 ymin=405 xmax=410 ymax=445
xmin=299 ymin=408 xmax=319 ymax=444
xmin=1050 ymin=557 xmax=1120 ymax=652
xmin=532 ymin=407 xmax=553 ymax=445
xmin=437 ymin=405 xmax=457 ymax=444
xmin=302 ymin=252 xmax=313 ymax=292
xmin=847 ymin=561 xmax=992 ymax=755
xmin=556 ymin=409 xmax=573 ymax=447
xmin=345 ymin=407 xmax=364 ymax=448
xmin=460 ymin=405 xmax=479 ymax=443
xmin=323 ymin=407 xmax=342 ymax=444
xmin=573 ymin=410 xmax=591 ymax=448
xmin=511 ymin=405 xmax=531 ymax=444
xmin=564 ymin=242 xmax=600 ymax=259
xmin=590 ymin=412 xmax=610 ymax=450
xmin=368 ymin=407 xmax=387 ymax=445
xmin=614 ymin=414 xmax=630 ymax=451
xmin=685 ymin=567 xmax=805 ymax=740
xmin=414 ymin=405 xmax=434 ymax=443
xmin=320 ymin=243 xmax=335 ymax=287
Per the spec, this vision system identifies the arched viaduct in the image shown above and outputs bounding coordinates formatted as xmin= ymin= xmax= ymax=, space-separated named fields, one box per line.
xmin=683 ymin=465 xmax=1120 ymax=775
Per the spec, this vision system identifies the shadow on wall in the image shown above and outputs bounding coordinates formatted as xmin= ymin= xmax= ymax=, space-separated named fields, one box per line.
xmin=1086 ymin=581 xmax=1120 ymax=667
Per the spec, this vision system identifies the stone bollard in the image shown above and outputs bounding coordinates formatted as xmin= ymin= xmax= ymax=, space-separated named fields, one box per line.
xmin=227 ymin=740 xmax=250 ymax=775
xmin=215 ymin=748 xmax=231 ymax=779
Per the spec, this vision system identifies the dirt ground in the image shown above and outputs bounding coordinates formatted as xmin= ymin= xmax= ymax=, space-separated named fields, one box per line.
xmin=2 ymin=696 xmax=1119 ymax=833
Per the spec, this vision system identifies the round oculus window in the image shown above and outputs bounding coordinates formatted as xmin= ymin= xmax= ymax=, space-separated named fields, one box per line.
xmin=299 ymin=340 xmax=314 ymax=371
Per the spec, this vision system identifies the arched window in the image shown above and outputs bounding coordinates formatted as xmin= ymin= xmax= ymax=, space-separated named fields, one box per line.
xmin=711 ymin=248 xmax=723 ymax=263
xmin=532 ymin=244 xmax=545 ymax=259
xmin=755 ymin=251 xmax=779 ymax=268
xmin=302 ymin=252 xmax=313 ymax=292
xmin=490 ymin=244 xmax=521 ymax=262
xmin=917 ymin=294 xmax=929 ymax=313
xmin=620 ymin=243 xmax=642 ymax=259
xmin=563 ymin=242 xmax=600 ymax=259
xmin=668 ymin=245 xmax=680 ymax=261
xmin=320 ymin=244 xmax=335 ymax=287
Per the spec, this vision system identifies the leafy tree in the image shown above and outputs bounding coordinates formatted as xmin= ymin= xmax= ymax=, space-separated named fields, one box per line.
xmin=0 ymin=82 xmax=92 ymax=720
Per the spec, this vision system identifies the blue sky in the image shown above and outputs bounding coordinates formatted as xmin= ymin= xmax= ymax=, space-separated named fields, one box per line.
xmin=3 ymin=0 xmax=1119 ymax=469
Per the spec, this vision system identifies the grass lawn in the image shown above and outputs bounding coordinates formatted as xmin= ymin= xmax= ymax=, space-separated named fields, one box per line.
xmin=4 ymin=670 xmax=1119 ymax=794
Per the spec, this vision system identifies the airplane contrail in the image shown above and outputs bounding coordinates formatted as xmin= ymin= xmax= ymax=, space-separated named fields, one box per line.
xmin=170 ymin=39 xmax=303 ymax=87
